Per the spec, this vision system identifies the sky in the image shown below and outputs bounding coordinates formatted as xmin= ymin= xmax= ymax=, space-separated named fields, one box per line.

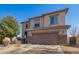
xmin=0 ymin=4 xmax=79 ymax=36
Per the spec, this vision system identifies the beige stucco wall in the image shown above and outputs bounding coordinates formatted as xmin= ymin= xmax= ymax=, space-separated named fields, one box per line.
xmin=76 ymin=36 xmax=79 ymax=45
xmin=43 ymin=15 xmax=50 ymax=27
xmin=30 ymin=17 xmax=44 ymax=28
xmin=58 ymin=12 xmax=65 ymax=25
xmin=29 ymin=11 xmax=66 ymax=28
xmin=67 ymin=37 xmax=70 ymax=44
xmin=22 ymin=22 xmax=27 ymax=27
xmin=30 ymin=19 xmax=34 ymax=28
xmin=22 ymin=22 xmax=29 ymax=37
xmin=43 ymin=11 xmax=66 ymax=27
xmin=39 ymin=17 xmax=44 ymax=27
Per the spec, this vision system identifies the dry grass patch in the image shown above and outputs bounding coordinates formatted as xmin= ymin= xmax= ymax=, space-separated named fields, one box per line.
xmin=61 ymin=45 xmax=79 ymax=54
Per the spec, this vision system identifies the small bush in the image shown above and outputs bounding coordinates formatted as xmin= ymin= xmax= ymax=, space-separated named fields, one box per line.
xmin=0 ymin=37 xmax=3 ymax=44
xmin=12 ymin=37 xmax=17 ymax=44
xmin=3 ymin=37 xmax=11 ymax=46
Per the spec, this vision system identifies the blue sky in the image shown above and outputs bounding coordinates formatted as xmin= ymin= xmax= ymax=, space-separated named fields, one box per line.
xmin=0 ymin=4 xmax=79 ymax=35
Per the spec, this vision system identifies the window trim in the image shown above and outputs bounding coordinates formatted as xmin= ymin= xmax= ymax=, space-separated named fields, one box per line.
xmin=34 ymin=19 xmax=40 ymax=28
xmin=50 ymin=15 xmax=58 ymax=25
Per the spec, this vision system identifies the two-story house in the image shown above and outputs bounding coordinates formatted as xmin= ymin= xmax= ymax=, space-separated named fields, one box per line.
xmin=21 ymin=8 xmax=70 ymax=45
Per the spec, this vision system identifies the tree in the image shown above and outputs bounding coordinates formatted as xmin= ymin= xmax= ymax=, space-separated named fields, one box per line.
xmin=69 ymin=27 xmax=77 ymax=37
xmin=0 ymin=16 xmax=19 ymax=37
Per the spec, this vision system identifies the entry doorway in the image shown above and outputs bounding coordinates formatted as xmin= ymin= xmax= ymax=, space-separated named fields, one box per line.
xmin=25 ymin=32 xmax=28 ymax=43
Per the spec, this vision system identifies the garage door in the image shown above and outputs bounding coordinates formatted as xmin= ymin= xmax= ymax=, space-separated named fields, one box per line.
xmin=28 ymin=32 xmax=58 ymax=45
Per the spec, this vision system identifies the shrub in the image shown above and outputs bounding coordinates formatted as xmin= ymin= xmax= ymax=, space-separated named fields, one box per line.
xmin=12 ymin=37 xmax=17 ymax=44
xmin=3 ymin=37 xmax=11 ymax=46
xmin=0 ymin=37 xmax=3 ymax=44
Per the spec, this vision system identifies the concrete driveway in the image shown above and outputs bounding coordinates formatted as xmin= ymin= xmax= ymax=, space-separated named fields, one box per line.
xmin=0 ymin=44 xmax=64 ymax=54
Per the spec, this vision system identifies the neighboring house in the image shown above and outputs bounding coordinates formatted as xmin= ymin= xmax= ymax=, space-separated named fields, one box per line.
xmin=21 ymin=8 xmax=70 ymax=45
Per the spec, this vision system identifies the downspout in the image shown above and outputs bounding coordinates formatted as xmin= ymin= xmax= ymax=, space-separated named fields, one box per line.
xmin=42 ymin=15 xmax=44 ymax=28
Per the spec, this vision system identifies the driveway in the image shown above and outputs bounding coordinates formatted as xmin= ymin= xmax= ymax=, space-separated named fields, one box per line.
xmin=0 ymin=44 xmax=64 ymax=54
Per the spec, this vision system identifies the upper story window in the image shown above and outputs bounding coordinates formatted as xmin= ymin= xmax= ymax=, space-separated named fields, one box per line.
xmin=50 ymin=16 xmax=58 ymax=25
xmin=26 ymin=24 xmax=28 ymax=28
xmin=34 ymin=19 xmax=40 ymax=28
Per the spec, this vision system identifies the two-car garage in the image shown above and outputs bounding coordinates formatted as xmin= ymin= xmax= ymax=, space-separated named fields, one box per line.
xmin=23 ymin=25 xmax=70 ymax=45
xmin=28 ymin=32 xmax=59 ymax=45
